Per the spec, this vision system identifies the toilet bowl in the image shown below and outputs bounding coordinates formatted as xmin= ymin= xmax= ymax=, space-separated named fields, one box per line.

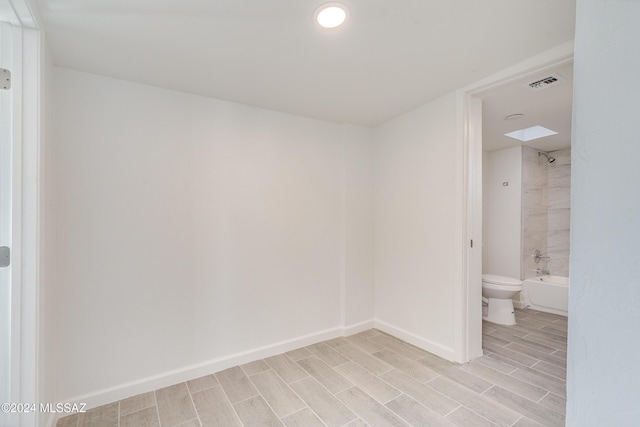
xmin=482 ymin=274 xmax=523 ymax=325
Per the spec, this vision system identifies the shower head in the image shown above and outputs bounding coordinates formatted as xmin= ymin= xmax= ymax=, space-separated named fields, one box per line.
xmin=538 ymin=152 xmax=556 ymax=163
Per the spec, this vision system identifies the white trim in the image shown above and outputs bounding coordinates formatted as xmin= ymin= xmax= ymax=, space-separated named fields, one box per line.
xmin=18 ymin=26 xmax=41 ymax=427
xmin=457 ymin=40 xmax=575 ymax=363
xmin=373 ymin=319 xmax=455 ymax=361
xmin=343 ymin=318 xmax=375 ymax=336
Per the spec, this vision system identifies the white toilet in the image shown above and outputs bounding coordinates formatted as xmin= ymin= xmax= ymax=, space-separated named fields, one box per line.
xmin=482 ymin=274 xmax=523 ymax=325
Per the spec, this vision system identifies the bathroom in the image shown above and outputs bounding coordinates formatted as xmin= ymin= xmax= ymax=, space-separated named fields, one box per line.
xmin=480 ymin=61 xmax=573 ymax=324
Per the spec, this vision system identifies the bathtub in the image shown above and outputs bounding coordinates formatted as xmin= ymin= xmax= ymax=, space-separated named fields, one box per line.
xmin=522 ymin=275 xmax=569 ymax=317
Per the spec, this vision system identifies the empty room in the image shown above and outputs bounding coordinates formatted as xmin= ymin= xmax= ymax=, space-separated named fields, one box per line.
xmin=1 ymin=0 xmax=639 ymax=426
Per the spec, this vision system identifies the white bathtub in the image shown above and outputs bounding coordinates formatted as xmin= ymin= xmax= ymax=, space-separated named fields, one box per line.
xmin=522 ymin=275 xmax=569 ymax=317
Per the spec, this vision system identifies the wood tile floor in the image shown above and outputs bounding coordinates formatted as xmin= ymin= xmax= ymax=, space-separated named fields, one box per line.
xmin=57 ymin=308 xmax=567 ymax=427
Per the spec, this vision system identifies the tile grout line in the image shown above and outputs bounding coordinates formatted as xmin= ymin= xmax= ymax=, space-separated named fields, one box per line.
xmin=184 ymin=381 xmax=203 ymax=427
xmin=214 ymin=372 xmax=247 ymax=427
xmin=244 ymin=363 xmax=302 ymax=423
xmin=152 ymin=390 xmax=162 ymax=427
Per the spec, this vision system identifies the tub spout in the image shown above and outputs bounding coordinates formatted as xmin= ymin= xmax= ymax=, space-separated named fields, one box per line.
xmin=535 ymin=268 xmax=550 ymax=275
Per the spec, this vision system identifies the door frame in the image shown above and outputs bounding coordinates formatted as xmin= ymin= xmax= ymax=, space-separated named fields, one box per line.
xmin=1 ymin=0 xmax=43 ymax=425
xmin=456 ymin=41 xmax=575 ymax=363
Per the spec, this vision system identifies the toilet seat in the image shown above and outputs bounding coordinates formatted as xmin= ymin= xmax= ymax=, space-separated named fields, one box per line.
xmin=482 ymin=274 xmax=522 ymax=287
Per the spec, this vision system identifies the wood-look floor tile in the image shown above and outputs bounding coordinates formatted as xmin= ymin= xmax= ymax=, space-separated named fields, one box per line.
xmin=296 ymin=356 xmax=353 ymax=394
xmin=289 ymin=377 xmax=356 ymax=427
xmin=511 ymin=416 xmax=544 ymax=426
xmin=336 ymin=387 xmax=409 ymax=426
xmin=281 ymin=408 xmax=325 ymax=427
xmin=192 ymin=385 xmax=241 ymax=427
xmin=324 ymin=337 xmax=349 ymax=348
xmin=241 ymin=359 xmax=270 ymax=376
xmin=522 ymin=331 xmax=567 ymax=348
xmin=510 ymin=366 xmax=566 ymax=397
xmin=345 ymin=419 xmax=369 ymax=427
xmin=482 ymin=334 xmax=511 ymax=347
xmin=540 ymin=325 xmax=567 ymax=337
xmin=461 ymin=363 xmax=547 ymax=401
xmin=265 ymin=354 xmax=308 ymax=383
xmin=77 ymin=402 xmax=118 ymax=427
xmin=345 ymin=335 xmax=384 ymax=354
xmin=120 ymin=407 xmax=159 ymax=427
xmin=355 ymin=329 xmax=381 ymax=339
xmin=417 ymin=354 xmax=492 ymax=394
xmin=370 ymin=334 xmax=428 ymax=360
xmin=186 ymin=374 xmax=219 ymax=393
xmin=373 ymin=349 xmax=439 ymax=383
xmin=539 ymin=393 xmax=567 ymax=415
xmin=216 ymin=366 xmax=259 ymax=403
xmin=335 ymin=361 xmax=401 ymax=404
xmin=531 ymin=360 xmax=566 ymax=380
xmin=56 ymin=414 xmax=79 ymax=427
xmin=483 ymin=386 xmax=565 ymax=427
xmin=552 ymin=349 xmax=567 ymax=359
xmin=249 ymin=369 xmax=305 ymax=417
xmin=486 ymin=324 xmax=528 ymax=339
xmin=173 ymin=420 xmax=200 ymax=427
xmin=482 ymin=341 xmax=538 ymax=367
xmin=120 ymin=392 xmax=155 ymax=416
xmin=306 ymin=342 xmax=350 ymax=367
xmin=505 ymin=343 xmax=566 ymax=368
xmin=516 ymin=317 xmax=551 ymax=330
xmin=286 ymin=347 xmax=313 ymax=361
xmin=155 ymin=383 xmax=197 ymax=427
xmin=336 ymin=344 xmax=394 ymax=375
xmin=446 ymin=406 xmax=496 ymax=427
xmin=427 ymin=376 xmax=520 ymax=427
xmin=379 ymin=369 xmax=459 ymax=416
xmin=385 ymin=394 xmax=453 ymax=426
xmin=474 ymin=353 xmax=519 ymax=374
xmin=233 ymin=396 xmax=283 ymax=427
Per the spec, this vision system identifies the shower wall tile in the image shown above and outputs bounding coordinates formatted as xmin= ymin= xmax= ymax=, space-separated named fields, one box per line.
xmin=548 ymin=208 xmax=570 ymax=232
xmin=521 ymin=147 xmax=548 ymax=280
xmin=546 ymin=148 xmax=571 ymax=277
xmin=548 ymin=164 xmax=571 ymax=188
xmin=548 ymin=187 xmax=571 ymax=210
xmin=551 ymin=148 xmax=571 ymax=166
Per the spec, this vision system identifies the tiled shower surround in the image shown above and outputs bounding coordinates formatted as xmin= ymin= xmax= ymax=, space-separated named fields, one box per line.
xmin=521 ymin=147 xmax=571 ymax=278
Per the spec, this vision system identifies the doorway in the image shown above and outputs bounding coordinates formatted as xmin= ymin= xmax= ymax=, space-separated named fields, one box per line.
xmin=460 ymin=42 xmax=574 ymax=362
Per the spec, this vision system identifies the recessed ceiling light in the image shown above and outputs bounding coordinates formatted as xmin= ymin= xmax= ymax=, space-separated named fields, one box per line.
xmin=505 ymin=125 xmax=557 ymax=142
xmin=314 ymin=3 xmax=349 ymax=29
xmin=504 ymin=114 xmax=524 ymax=121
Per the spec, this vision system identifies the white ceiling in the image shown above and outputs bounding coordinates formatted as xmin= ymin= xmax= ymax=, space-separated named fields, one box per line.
xmin=35 ymin=0 xmax=576 ymax=126
xmin=479 ymin=62 xmax=574 ymax=152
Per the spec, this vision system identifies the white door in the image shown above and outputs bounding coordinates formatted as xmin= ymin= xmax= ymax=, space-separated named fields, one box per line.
xmin=0 ymin=21 xmax=12 ymax=427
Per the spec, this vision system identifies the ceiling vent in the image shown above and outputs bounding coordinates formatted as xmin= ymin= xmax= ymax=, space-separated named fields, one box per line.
xmin=526 ymin=73 xmax=565 ymax=91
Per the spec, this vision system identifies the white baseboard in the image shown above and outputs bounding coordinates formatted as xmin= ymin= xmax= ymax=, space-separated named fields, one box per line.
xmin=47 ymin=319 xmax=376 ymax=427
xmin=343 ymin=318 xmax=376 ymax=336
xmin=373 ymin=319 xmax=456 ymax=361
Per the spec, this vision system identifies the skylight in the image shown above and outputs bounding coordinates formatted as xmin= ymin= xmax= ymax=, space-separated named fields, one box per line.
xmin=505 ymin=125 xmax=558 ymax=142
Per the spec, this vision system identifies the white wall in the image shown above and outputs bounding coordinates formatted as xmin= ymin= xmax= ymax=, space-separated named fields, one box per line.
xmin=343 ymin=125 xmax=375 ymax=326
xmin=373 ymin=93 xmax=460 ymax=359
xmin=482 ymin=146 xmax=522 ymax=278
xmin=567 ymin=0 xmax=640 ymax=424
xmin=47 ymin=68 xmax=374 ymax=404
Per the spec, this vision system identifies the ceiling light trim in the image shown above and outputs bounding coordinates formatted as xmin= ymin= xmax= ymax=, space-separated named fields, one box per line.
xmin=313 ymin=2 xmax=350 ymax=29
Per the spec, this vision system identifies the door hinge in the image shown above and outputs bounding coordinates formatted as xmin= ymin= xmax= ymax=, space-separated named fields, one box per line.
xmin=1 ymin=68 xmax=11 ymax=90
xmin=470 ymin=239 xmax=473 ymax=248
xmin=0 ymin=246 xmax=9 ymax=267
